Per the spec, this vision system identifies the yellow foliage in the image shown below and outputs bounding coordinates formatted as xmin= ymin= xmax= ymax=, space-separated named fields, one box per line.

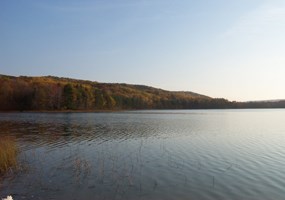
xmin=0 ymin=137 xmax=18 ymax=175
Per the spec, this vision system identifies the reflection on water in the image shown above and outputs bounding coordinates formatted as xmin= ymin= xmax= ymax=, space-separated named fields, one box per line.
xmin=1 ymin=110 xmax=285 ymax=200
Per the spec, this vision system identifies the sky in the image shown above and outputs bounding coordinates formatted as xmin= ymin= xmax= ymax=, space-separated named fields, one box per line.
xmin=1 ymin=0 xmax=285 ymax=101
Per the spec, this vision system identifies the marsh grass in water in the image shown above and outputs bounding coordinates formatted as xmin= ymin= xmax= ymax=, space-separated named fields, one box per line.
xmin=0 ymin=137 xmax=18 ymax=175
xmin=73 ymin=157 xmax=92 ymax=184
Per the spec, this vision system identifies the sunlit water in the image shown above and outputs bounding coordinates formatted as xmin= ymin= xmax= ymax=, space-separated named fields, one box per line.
xmin=1 ymin=110 xmax=285 ymax=200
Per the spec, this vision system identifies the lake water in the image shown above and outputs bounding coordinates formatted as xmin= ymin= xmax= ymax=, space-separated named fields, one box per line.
xmin=1 ymin=110 xmax=285 ymax=200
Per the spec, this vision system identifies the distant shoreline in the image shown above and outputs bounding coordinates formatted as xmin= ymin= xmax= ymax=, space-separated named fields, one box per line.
xmin=0 ymin=107 xmax=284 ymax=114
xmin=1 ymin=74 xmax=285 ymax=111
xmin=0 ymin=109 xmax=126 ymax=113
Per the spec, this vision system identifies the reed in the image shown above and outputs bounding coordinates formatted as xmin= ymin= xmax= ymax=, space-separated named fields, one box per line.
xmin=0 ymin=137 xmax=18 ymax=175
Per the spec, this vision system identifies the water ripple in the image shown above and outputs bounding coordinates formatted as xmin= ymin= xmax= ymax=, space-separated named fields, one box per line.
xmin=1 ymin=110 xmax=285 ymax=199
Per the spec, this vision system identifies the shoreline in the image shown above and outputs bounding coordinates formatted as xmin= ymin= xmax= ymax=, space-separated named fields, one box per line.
xmin=0 ymin=109 xmax=127 ymax=114
xmin=0 ymin=107 xmax=284 ymax=114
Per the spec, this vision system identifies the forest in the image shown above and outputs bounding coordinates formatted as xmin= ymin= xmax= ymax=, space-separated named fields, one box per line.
xmin=0 ymin=74 xmax=284 ymax=111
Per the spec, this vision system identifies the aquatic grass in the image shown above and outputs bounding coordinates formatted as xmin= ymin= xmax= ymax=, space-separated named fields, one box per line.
xmin=73 ymin=156 xmax=92 ymax=184
xmin=0 ymin=137 xmax=18 ymax=175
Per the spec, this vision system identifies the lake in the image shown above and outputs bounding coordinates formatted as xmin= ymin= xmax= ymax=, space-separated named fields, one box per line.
xmin=1 ymin=110 xmax=285 ymax=200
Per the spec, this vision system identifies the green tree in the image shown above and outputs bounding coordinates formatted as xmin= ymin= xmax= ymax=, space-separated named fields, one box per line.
xmin=63 ymin=84 xmax=75 ymax=109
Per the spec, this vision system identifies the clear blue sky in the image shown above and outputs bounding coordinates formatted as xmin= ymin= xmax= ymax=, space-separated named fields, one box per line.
xmin=1 ymin=0 xmax=285 ymax=101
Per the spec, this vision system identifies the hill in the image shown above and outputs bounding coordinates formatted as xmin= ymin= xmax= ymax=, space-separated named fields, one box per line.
xmin=0 ymin=74 xmax=234 ymax=111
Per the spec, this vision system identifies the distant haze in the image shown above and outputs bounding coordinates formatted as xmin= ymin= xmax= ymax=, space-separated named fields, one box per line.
xmin=1 ymin=0 xmax=285 ymax=101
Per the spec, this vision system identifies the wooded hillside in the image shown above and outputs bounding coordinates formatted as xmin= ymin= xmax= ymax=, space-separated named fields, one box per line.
xmin=0 ymin=74 xmax=235 ymax=111
xmin=1 ymin=74 xmax=285 ymax=111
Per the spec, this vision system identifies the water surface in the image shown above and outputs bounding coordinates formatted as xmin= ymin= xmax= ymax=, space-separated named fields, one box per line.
xmin=1 ymin=110 xmax=285 ymax=200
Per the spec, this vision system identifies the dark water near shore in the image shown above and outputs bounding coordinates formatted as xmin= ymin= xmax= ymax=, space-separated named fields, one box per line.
xmin=1 ymin=110 xmax=285 ymax=200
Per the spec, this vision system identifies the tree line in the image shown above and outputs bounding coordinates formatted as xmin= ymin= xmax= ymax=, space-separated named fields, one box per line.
xmin=0 ymin=75 xmax=284 ymax=111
